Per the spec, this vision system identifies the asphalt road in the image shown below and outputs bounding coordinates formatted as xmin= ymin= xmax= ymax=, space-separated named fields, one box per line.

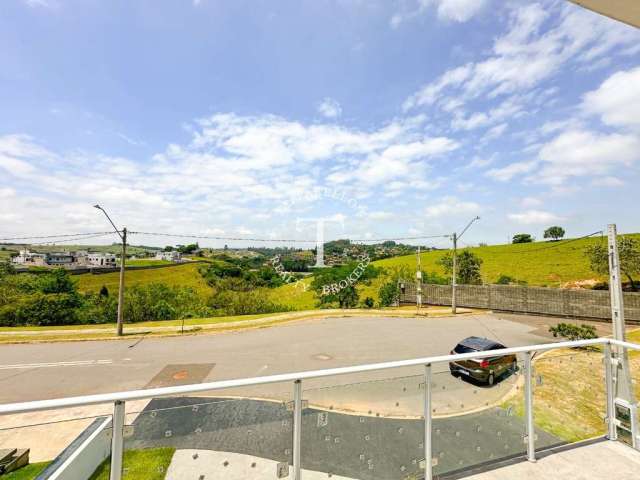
xmin=0 ymin=313 xmax=556 ymax=407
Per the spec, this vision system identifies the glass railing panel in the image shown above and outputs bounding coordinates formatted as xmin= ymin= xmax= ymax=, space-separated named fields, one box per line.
xmin=303 ymin=373 xmax=426 ymax=479
xmin=431 ymin=358 xmax=529 ymax=477
xmin=121 ymin=382 xmax=293 ymax=479
xmin=532 ymin=348 xmax=606 ymax=448
xmin=0 ymin=407 xmax=113 ymax=479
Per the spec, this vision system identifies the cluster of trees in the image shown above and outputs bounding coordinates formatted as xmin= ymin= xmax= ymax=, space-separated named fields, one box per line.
xmin=198 ymin=260 xmax=292 ymax=315
xmin=512 ymin=226 xmax=566 ymax=244
xmin=310 ymin=262 xmax=381 ymax=308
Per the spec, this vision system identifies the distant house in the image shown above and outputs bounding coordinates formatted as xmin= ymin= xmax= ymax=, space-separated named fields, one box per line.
xmin=45 ymin=252 xmax=76 ymax=266
xmin=155 ymin=251 xmax=182 ymax=262
xmin=11 ymin=250 xmax=47 ymax=266
xmin=87 ymin=253 xmax=117 ymax=268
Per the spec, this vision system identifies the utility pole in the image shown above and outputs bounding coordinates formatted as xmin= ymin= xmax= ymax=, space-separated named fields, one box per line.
xmin=94 ymin=205 xmax=126 ymax=336
xmin=451 ymin=232 xmax=457 ymax=314
xmin=451 ymin=216 xmax=480 ymax=314
xmin=416 ymin=246 xmax=422 ymax=313
xmin=607 ymin=223 xmax=639 ymax=448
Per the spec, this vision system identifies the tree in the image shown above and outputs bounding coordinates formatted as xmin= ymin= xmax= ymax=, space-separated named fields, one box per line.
xmin=437 ymin=250 xmax=483 ymax=284
xmin=585 ymin=237 xmax=640 ymax=291
xmin=544 ymin=226 xmax=565 ymax=241
xmin=512 ymin=233 xmax=533 ymax=244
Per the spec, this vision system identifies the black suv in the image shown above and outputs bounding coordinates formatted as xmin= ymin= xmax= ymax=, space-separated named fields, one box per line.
xmin=449 ymin=336 xmax=517 ymax=386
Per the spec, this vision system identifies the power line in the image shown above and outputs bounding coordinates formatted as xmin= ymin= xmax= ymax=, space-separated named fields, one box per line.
xmin=0 ymin=231 xmax=116 ymax=242
xmin=127 ymin=231 xmax=450 ymax=244
xmin=25 ymin=232 xmax=117 ymax=246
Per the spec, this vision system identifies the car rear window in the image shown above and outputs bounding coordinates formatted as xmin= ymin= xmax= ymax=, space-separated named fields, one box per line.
xmin=454 ymin=344 xmax=477 ymax=354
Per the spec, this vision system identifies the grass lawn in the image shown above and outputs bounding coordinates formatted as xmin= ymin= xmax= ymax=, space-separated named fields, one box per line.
xmin=507 ymin=329 xmax=640 ymax=443
xmin=89 ymin=448 xmax=175 ymax=480
xmin=125 ymin=259 xmax=173 ymax=267
xmin=75 ymin=262 xmax=211 ymax=296
xmin=2 ymin=462 xmax=50 ymax=479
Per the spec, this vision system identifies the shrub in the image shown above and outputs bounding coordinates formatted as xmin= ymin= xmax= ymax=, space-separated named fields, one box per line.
xmin=549 ymin=323 xmax=597 ymax=341
xmin=362 ymin=296 xmax=375 ymax=308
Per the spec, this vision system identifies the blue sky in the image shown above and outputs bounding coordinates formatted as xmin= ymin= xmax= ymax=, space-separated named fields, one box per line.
xmin=1 ymin=0 xmax=639 ymax=248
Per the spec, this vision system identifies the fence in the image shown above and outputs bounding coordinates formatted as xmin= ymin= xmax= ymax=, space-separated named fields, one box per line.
xmin=399 ymin=282 xmax=640 ymax=322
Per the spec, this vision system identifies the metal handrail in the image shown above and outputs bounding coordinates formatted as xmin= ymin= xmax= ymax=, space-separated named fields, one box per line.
xmin=1 ymin=335 xmax=638 ymax=480
xmin=0 ymin=337 xmax=612 ymax=415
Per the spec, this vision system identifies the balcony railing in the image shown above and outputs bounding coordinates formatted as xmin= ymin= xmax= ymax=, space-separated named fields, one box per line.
xmin=0 ymin=337 xmax=638 ymax=479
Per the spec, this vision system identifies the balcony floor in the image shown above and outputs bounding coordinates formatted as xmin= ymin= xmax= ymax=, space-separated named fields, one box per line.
xmin=465 ymin=440 xmax=640 ymax=480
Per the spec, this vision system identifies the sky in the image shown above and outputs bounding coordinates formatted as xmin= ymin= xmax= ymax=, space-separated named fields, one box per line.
xmin=1 ymin=0 xmax=639 ymax=249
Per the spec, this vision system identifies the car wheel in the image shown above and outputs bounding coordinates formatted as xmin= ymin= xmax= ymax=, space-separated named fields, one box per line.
xmin=488 ymin=372 xmax=495 ymax=386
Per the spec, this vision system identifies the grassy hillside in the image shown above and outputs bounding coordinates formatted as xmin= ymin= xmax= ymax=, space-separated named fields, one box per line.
xmin=376 ymin=234 xmax=640 ymax=287
xmin=76 ymin=262 xmax=211 ymax=296
xmin=270 ymin=233 xmax=640 ymax=310
xmin=73 ymin=233 xmax=639 ymax=312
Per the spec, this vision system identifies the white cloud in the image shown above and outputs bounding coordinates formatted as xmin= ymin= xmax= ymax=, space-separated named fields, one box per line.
xmin=317 ymin=98 xmax=342 ymax=119
xmin=592 ymin=176 xmax=624 ymax=187
xmin=391 ymin=0 xmax=487 ymax=28
xmin=582 ymin=66 xmax=640 ymax=130
xmin=521 ymin=196 xmax=542 ymax=208
xmin=508 ymin=209 xmax=562 ymax=225
xmin=425 ymin=196 xmax=480 ymax=218
xmin=535 ymin=129 xmax=640 ymax=185
xmin=485 ymin=160 xmax=537 ymax=182
xmin=23 ymin=0 xmax=52 ymax=7
xmin=403 ymin=3 xmax=640 ymax=110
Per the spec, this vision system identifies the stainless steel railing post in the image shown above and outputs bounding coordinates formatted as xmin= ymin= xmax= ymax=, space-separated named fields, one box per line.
xmin=109 ymin=400 xmax=125 ymax=480
xmin=604 ymin=343 xmax=617 ymax=440
xmin=424 ymin=363 xmax=433 ymax=480
xmin=293 ymin=379 xmax=302 ymax=479
xmin=524 ymin=352 xmax=536 ymax=462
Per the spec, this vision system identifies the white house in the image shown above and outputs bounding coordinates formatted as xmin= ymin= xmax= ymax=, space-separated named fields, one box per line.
xmin=155 ymin=251 xmax=182 ymax=262
xmin=11 ymin=250 xmax=47 ymax=266
xmin=87 ymin=253 xmax=117 ymax=268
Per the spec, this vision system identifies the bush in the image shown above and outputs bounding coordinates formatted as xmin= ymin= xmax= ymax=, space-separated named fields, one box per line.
xmin=362 ymin=297 xmax=375 ymax=308
xmin=378 ymin=281 xmax=399 ymax=307
xmin=495 ymin=274 xmax=527 ymax=285
xmin=549 ymin=323 xmax=597 ymax=341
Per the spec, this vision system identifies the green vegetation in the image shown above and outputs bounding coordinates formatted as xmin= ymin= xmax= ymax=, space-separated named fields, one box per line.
xmin=310 ymin=260 xmax=380 ymax=308
xmin=437 ymin=250 xmax=483 ymax=284
xmin=126 ymin=259 xmax=172 ymax=267
xmin=2 ymin=462 xmax=50 ymax=479
xmin=549 ymin=323 xmax=597 ymax=341
xmin=512 ymin=233 xmax=533 ymax=244
xmin=544 ymin=226 xmax=565 ymax=241
xmin=2 ymin=233 xmax=638 ymax=325
xmin=89 ymin=448 xmax=175 ymax=480
xmin=585 ymin=236 xmax=640 ymax=291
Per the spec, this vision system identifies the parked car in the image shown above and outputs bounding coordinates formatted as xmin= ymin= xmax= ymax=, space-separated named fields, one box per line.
xmin=449 ymin=336 xmax=517 ymax=386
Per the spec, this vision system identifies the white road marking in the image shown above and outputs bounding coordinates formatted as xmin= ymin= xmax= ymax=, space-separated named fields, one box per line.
xmin=0 ymin=359 xmax=114 ymax=370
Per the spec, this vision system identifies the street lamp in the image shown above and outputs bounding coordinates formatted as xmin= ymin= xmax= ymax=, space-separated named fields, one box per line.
xmin=451 ymin=216 xmax=480 ymax=314
xmin=94 ymin=205 xmax=127 ymax=336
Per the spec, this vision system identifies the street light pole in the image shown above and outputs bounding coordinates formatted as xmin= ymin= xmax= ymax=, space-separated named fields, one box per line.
xmin=94 ymin=205 xmax=126 ymax=336
xmin=451 ymin=216 xmax=480 ymax=314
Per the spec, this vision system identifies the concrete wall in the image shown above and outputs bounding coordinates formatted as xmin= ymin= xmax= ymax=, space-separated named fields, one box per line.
xmin=399 ymin=282 xmax=640 ymax=322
